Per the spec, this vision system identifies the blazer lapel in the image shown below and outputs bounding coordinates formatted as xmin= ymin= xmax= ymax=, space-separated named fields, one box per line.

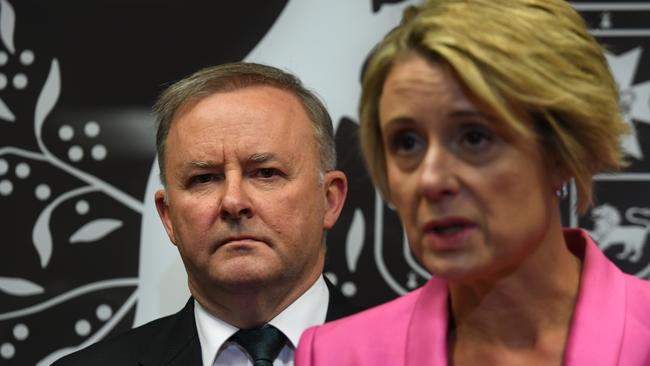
xmin=563 ymin=229 xmax=625 ymax=365
xmin=406 ymin=277 xmax=448 ymax=365
xmin=138 ymin=298 xmax=203 ymax=366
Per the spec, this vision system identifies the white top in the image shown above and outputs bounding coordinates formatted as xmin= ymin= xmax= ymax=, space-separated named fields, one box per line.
xmin=194 ymin=276 xmax=330 ymax=366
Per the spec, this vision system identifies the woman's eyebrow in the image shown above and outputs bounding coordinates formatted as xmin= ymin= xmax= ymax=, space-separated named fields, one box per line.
xmin=448 ymin=109 xmax=484 ymax=119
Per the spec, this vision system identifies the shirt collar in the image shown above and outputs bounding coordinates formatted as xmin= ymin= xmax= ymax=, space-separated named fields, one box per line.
xmin=268 ymin=275 xmax=329 ymax=347
xmin=194 ymin=275 xmax=329 ymax=366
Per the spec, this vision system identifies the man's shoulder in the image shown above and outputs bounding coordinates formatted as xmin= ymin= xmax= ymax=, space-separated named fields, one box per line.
xmin=324 ymin=277 xmax=363 ymax=321
xmin=52 ymin=302 xmax=192 ymax=365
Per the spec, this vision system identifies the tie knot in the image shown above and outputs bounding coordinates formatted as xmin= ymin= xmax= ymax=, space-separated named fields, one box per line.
xmin=231 ymin=325 xmax=288 ymax=366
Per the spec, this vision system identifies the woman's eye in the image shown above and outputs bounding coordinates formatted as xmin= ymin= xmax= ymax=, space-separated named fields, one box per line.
xmin=392 ymin=130 xmax=424 ymax=155
xmin=460 ymin=126 xmax=493 ymax=150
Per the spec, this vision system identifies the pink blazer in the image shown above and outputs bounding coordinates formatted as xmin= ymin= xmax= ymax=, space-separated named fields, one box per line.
xmin=296 ymin=229 xmax=650 ymax=365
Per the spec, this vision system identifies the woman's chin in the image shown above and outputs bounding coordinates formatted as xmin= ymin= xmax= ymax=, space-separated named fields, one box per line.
xmin=423 ymin=258 xmax=482 ymax=282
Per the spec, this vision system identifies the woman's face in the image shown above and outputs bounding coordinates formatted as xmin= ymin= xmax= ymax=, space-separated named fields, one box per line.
xmin=379 ymin=53 xmax=559 ymax=281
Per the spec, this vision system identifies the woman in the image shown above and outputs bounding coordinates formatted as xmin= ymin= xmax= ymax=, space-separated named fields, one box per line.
xmin=296 ymin=0 xmax=650 ymax=364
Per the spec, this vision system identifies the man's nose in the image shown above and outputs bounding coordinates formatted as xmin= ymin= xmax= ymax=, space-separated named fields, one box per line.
xmin=219 ymin=176 xmax=253 ymax=220
xmin=416 ymin=146 xmax=460 ymax=203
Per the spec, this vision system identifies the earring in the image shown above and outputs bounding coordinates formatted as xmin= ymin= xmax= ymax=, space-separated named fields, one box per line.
xmin=555 ymin=182 xmax=569 ymax=200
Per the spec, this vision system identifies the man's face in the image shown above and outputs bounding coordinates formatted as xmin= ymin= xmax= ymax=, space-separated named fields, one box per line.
xmin=155 ymin=85 xmax=346 ymax=304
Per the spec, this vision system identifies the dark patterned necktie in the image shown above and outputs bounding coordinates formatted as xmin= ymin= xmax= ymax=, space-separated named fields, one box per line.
xmin=231 ymin=325 xmax=288 ymax=366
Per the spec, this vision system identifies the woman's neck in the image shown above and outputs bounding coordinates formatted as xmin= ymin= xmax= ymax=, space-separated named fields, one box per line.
xmin=447 ymin=226 xmax=582 ymax=365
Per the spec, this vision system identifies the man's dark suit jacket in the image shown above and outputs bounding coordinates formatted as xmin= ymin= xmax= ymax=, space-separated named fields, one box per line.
xmin=52 ymin=280 xmax=358 ymax=365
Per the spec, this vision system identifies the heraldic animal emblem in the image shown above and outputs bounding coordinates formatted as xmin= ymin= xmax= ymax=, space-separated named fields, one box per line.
xmin=588 ymin=203 xmax=650 ymax=263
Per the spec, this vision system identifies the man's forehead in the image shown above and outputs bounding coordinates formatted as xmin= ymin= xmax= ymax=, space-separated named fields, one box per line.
xmin=164 ymin=86 xmax=318 ymax=169
xmin=173 ymin=92 xmax=310 ymax=137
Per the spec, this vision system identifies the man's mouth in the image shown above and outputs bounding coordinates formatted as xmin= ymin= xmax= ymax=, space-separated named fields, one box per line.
xmin=218 ymin=235 xmax=265 ymax=247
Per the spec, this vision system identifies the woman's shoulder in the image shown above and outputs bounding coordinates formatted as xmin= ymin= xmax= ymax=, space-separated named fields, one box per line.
xmin=623 ymin=273 xmax=650 ymax=312
xmin=618 ymin=275 xmax=650 ymax=362
xmin=322 ymin=284 xmax=427 ymax=332
xmin=296 ymin=286 xmax=435 ymax=365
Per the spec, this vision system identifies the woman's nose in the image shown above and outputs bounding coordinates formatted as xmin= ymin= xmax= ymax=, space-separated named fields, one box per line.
xmin=416 ymin=147 xmax=460 ymax=203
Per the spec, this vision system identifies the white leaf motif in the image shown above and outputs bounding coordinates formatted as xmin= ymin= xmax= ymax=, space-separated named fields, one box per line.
xmin=33 ymin=207 xmax=53 ymax=268
xmin=70 ymin=219 xmax=123 ymax=244
xmin=345 ymin=209 xmax=365 ymax=272
xmin=34 ymin=59 xmax=61 ymax=139
xmin=33 ymin=186 xmax=98 ymax=268
xmin=0 ymin=0 xmax=15 ymax=54
xmin=0 ymin=96 xmax=15 ymax=122
xmin=0 ymin=276 xmax=44 ymax=296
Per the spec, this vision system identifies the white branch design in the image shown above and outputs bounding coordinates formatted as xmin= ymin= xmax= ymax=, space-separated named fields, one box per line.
xmin=32 ymin=59 xmax=144 ymax=214
xmin=36 ymin=288 xmax=139 ymax=366
xmin=32 ymin=186 xmax=100 ymax=268
xmin=0 ymin=147 xmax=47 ymax=161
xmin=0 ymin=277 xmax=138 ymax=320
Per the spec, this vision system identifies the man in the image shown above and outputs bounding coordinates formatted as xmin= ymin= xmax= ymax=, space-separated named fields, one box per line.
xmin=53 ymin=62 xmax=352 ymax=365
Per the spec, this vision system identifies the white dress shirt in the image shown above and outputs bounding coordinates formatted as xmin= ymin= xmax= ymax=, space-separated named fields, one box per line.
xmin=194 ymin=276 xmax=329 ymax=366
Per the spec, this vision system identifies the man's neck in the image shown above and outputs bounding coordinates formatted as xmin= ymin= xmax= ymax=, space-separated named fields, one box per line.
xmin=191 ymin=272 xmax=322 ymax=329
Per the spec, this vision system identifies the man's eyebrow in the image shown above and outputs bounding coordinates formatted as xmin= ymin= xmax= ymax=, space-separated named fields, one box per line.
xmin=188 ymin=160 xmax=218 ymax=169
xmin=247 ymin=153 xmax=277 ymax=164
xmin=174 ymin=160 xmax=219 ymax=181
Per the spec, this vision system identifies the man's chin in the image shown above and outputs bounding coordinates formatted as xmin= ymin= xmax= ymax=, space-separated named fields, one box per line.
xmin=207 ymin=265 xmax=284 ymax=292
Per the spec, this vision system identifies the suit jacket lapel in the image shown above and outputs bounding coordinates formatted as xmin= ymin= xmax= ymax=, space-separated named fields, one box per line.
xmin=139 ymin=299 xmax=203 ymax=366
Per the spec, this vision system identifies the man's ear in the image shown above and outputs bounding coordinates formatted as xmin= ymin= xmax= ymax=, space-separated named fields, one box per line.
xmin=154 ymin=189 xmax=177 ymax=246
xmin=322 ymin=170 xmax=348 ymax=230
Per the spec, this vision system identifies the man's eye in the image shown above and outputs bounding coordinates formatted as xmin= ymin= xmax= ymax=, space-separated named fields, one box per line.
xmin=192 ymin=174 xmax=215 ymax=184
xmin=254 ymin=168 xmax=279 ymax=179
xmin=392 ymin=130 xmax=424 ymax=155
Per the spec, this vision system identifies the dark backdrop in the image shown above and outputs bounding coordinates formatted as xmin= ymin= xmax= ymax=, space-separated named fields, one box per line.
xmin=0 ymin=1 xmax=649 ymax=364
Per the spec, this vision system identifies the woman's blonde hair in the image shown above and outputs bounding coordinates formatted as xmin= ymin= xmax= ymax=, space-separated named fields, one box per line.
xmin=360 ymin=0 xmax=628 ymax=213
